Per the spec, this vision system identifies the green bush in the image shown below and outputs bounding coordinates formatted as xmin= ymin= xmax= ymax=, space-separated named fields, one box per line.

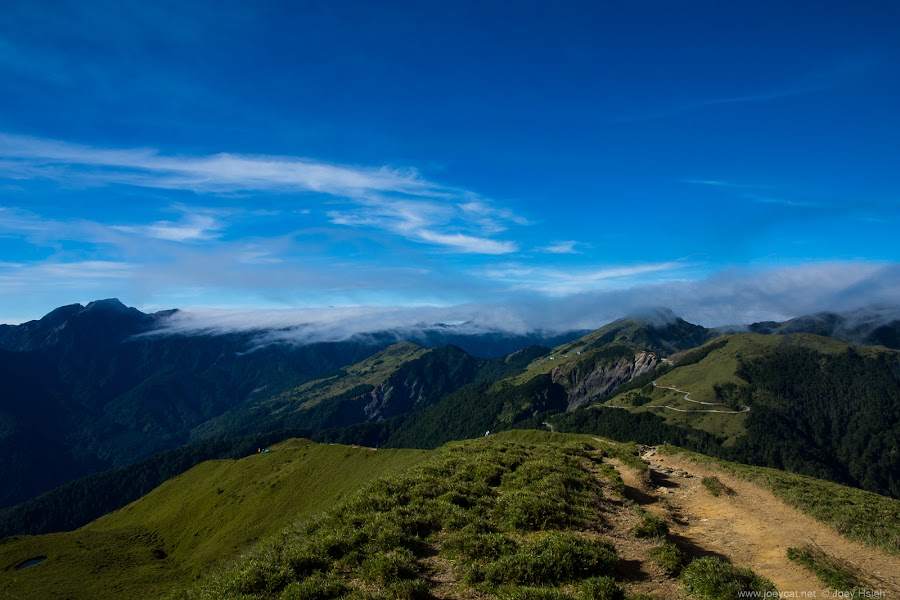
xmin=632 ymin=509 xmax=668 ymax=539
xmin=494 ymin=488 xmax=573 ymax=531
xmin=631 ymin=395 xmax=652 ymax=407
xmin=495 ymin=587 xmax=575 ymax=599
xmin=648 ymin=542 xmax=684 ymax=575
xmin=279 ymin=571 xmax=347 ymax=599
xmin=787 ymin=545 xmax=865 ymax=591
xmin=681 ymin=556 xmax=776 ymax=599
xmin=443 ymin=530 xmax=517 ymax=561
xmin=701 ymin=476 xmax=730 ymax=497
xmin=234 ymin=558 xmax=293 ymax=595
xmin=283 ymin=546 xmax=329 ymax=578
xmin=580 ymin=575 xmax=625 ymax=599
xmin=484 ymin=532 xmax=617 ymax=586
xmin=358 ymin=548 xmax=419 ymax=584
xmin=384 ymin=578 xmax=431 ymax=599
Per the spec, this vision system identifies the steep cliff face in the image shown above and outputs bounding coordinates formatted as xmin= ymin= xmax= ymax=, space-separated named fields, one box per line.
xmin=315 ymin=344 xmax=485 ymax=427
xmin=362 ymin=373 xmax=426 ymax=421
xmin=551 ymin=350 xmax=659 ymax=410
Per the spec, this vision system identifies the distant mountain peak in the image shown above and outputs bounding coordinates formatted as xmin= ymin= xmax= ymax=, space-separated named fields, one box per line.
xmin=746 ymin=304 xmax=900 ymax=349
xmin=625 ymin=306 xmax=681 ymax=327
xmin=84 ymin=298 xmax=129 ymax=312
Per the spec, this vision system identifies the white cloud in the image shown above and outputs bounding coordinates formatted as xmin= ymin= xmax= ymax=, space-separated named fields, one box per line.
xmin=137 ymin=262 xmax=900 ymax=344
xmin=415 ymin=230 xmax=517 ymax=254
xmin=483 ymin=261 xmax=687 ymax=294
xmin=680 ymin=179 xmax=773 ymax=190
xmin=328 ymin=197 xmax=519 ymax=254
xmin=0 ymin=133 xmax=442 ymax=197
xmin=0 ymin=132 xmax=523 ymax=255
xmin=0 ymin=260 xmax=132 ymax=293
xmin=540 ymin=240 xmax=580 ymax=254
xmin=112 ymin=213 xmax=222 ymax=242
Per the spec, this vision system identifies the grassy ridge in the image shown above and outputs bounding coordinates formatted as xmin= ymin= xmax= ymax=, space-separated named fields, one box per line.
xmin=172 ymin=430 xmax=630 ymax=599
xmin=0 ymin=439 xmax=428 ymax=599
xmin=275 ymin=342 xmax=428 ymax=410
xmin=172 ymin=430 xmax=777 ymax=600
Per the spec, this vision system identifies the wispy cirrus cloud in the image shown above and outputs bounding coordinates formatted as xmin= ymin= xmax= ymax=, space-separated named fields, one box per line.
xmin=482 ymin=261 xmax=687 ymax=294
xmin=0 ymin=133 xmax=523 ymax=254
xmin=540 ymin=240 xmax=581 ymax=254
xmin=680 ymin=179 xmax=774 ymax=190
xmin=328 ymin=197 xmax=519 ymax=254
xmin=0 ymin=133 xmax=442 ymax=197
xmin=0 ymin=260 xmax=133 ymax=294
xmin=111 ymin=213 xmax=223 ymax=242
xmin=681 ymin=179 xmax=819 ymax=208
xmin=617 ymin=55 xmax=878 ymax=123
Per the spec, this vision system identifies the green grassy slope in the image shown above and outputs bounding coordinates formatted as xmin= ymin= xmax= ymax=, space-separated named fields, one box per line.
xmin=0 ymin=439 xmax=428 ymax=599
xmin=191 ymin=342 xmax=429 ymax=438
xmin=657 ymin=333 xmax=865 ymax=402
xmin=603 ymin=333 xmax=892 ymax=442
xmin=275 ymin=341 xmax=429 ymax=410
xmin=5 ymin=431 xmax=896 ymax=599
xmin=574 ymin=332 xmax=900 ymax=497
xmin=508 ymin=314 xmax=709 ymax=386
xmin=169 ymin=430 xmax=777 ymax=599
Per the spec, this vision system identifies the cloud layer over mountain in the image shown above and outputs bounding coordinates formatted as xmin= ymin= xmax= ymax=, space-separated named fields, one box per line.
xmin=148 ymin=262 xmax=900 ymax=343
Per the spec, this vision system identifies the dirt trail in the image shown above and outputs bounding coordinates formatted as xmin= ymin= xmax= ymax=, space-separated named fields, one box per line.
xmin=628 ymin=447 xmax=900 ymax=596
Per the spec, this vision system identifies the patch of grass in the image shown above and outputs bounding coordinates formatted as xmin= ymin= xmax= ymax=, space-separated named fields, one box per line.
xmin=0 ymin=439 xmax=429 ymax=600
xmin=580 ymin=575 xmax=626 ymax=599
xmin=648 ymin=542 xmax=684 ymax=576
xmin=443 ymin=530 xmax=517 ymax=561
xmin=483 ymin=532 xmax=618 ymax=586
xmin=595 ymin=462 xmax=626 ymax=498
xmin=631 ymin=395 xmax=652 ymax=407
xmin=162 ymin=434 xmax=626 ymax=599
xmin=494 ymin=587 xmax=575 ymax=599
xmin=358 ymin=548 xmax=419 ymax=584
xmin=787 ymin=545 xmax=866 ymax=591
xmin=701 ymin=476 xmax=731 ymax=497
xmin=279 ymin=571 xmax=348 ymax=599
xmin=662 ymin=446 xmax=900 ymax=555
xmin=592 ymin=438 xmax=650 ymax=474
xmin=681 ymin=556 xmax=777 ymax=599
xmin=632 ymin=507 xmax=668 ymax=539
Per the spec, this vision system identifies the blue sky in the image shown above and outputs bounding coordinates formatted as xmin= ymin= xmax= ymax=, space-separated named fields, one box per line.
xmin=1 ymin=1 xmax=899 ymax=328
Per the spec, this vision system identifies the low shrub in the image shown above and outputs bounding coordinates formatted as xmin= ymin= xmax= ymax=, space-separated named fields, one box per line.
xmin=279 ymin=571 xmax=347 ymax=599
xmin=358 ymin=548 xmax=419 ymax=585
xmin=648 ymin=542 xmax=684 ymax=575
xmin=701 ymin=476 xmax=731 ymax=497
xmin=443 ymin=530 xmax=517 ymax=561
xmin=579 ymin=575 xmax=625 ymax=599
xmin=787 ymin=545 xmax=865 ymax=591
xmin=681 ymin=556 xmax=776 ymax=599
xmin=484 ymin=532 xmax=617 ymax=586
xmin=494 ymin=488 xmax=573 ymax=531
xmin=632 ymin=509 xmax=668 ymax=539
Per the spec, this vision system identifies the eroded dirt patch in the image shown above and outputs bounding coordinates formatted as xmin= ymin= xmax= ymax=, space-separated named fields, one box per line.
xmin=635 ymin=448 xmax=900 ymax=596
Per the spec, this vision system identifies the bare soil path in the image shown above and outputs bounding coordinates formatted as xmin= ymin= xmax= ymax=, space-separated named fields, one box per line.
xmin=633 ymin=447 xmax=900 ymax=597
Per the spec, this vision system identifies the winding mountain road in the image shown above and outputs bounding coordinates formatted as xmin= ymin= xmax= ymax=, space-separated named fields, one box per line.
xmin=651 ymin=381 xmax=750 ymax=414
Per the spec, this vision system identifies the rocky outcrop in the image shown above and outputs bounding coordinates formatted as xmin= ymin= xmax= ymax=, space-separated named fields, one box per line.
xmin=552 ymin=351 xmax=659 ymax=411
xmin=362 ymin=375 xmax=426 ymax=421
